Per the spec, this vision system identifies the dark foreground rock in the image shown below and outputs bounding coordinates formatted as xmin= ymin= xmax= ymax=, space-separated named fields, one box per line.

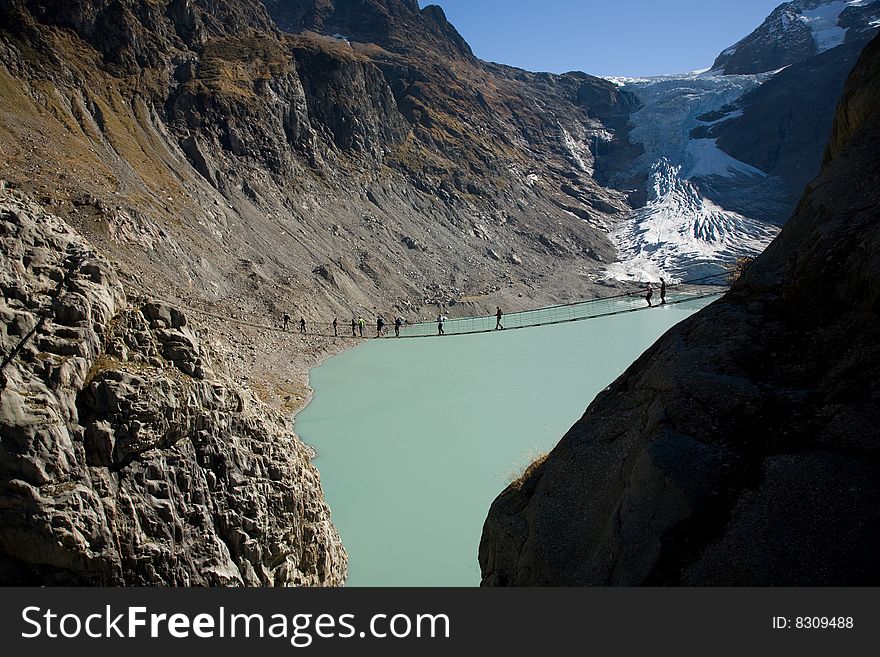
xmin=479 ymin=36 xmax=880 ymax=586
xmin=0 ymin=191 xmax=347 ymax=585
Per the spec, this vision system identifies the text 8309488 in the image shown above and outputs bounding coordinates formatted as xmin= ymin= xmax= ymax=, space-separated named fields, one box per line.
xmin=772 ymin=617 xmax=854 ymax=629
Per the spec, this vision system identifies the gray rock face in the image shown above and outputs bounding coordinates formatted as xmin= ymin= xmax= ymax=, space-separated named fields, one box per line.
xmin=265 ymin=0 xmax=474 ymax=60
xmin=0 ymin=192 xmax=347 ymax=585
xmin=712 ymin=2 xmax=817 ymax=75
xmin=479 ymin=36 xmax=880 ymax=586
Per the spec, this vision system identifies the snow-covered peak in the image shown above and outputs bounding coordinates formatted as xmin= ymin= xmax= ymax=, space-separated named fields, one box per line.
xmin=712 ymin=0 xmax=880 ymax=75
xmin=799 ymin=0 xmax=867 ymax=53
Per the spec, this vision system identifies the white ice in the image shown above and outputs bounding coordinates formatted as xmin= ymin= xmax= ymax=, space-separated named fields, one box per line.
xmin=698 ymin=109 xmax=744 ymax=126
xmin=799 ymin=1 xmax=868 ymax=53
xmin=606 ymin=160 xmax=778 ymax=282
xmin=604 ymin=71 xmax=779 ymax=281
xmin=685 ymin=138 xmax=767 ymax=179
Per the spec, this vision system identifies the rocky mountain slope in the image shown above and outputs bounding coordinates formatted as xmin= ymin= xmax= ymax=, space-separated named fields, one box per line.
xmin=706 ymin=38 xmax=870 ymax=224
xmin=0 ymin=188 xmax=346 ymax=584
xmin=705 ymin=0 xmax=879 ymax=220
xmin=0 ymin=0 xmax=639 ymax=585
xmin=0 ymin=0 xmax=634 ymax=331
xmin=479 ymin=35 xmax=880 ymax=586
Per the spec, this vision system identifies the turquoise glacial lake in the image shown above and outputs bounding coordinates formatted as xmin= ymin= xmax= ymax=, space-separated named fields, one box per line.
xmin=296 ymin=297 xmax=716 ymax=586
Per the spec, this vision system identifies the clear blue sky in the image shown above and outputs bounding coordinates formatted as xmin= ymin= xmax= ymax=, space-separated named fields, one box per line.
xmin=419 ymin=0 xmax=784 ymax=77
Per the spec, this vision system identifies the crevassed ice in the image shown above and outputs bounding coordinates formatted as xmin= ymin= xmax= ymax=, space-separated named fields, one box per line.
xmin=606 ymin=160 xmax=778 ymax=282
xmin=605 ymin=72 xmax=779 ymax=282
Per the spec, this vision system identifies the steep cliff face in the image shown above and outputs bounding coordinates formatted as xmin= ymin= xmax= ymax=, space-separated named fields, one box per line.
xmin=824 ymin=29 xmax=880 ymax=158
xmin=705 ymin=40 xmax=865 ymax=223
xmin=0 ymin=189 xmax=346 ymax=585
xmin=479 ymin=35 xmax=880 ymax=586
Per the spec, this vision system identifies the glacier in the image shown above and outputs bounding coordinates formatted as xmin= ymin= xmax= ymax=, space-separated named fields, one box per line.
xmin=605 ymin=160 xmax=778 ymax=282
xmin=603 ymin=72 xmax=780 ymax=282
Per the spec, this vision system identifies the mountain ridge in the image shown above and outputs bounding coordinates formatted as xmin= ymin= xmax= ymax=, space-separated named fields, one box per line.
xmin=263 ymin=0 xmax=474 ymax=59
xmin=0 ymin=0 xmax=638 ymax=329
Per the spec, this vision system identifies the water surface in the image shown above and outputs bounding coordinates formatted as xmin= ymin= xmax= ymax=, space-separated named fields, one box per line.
xmin=296 ymin=297 xmax=716 ymax=586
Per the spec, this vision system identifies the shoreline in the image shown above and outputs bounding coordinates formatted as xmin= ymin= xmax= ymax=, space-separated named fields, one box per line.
xmin=289 ymin=336 xmax=366 ymax=455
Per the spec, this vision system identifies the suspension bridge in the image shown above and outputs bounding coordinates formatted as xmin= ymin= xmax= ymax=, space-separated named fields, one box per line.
xmin=1 ymin=273 xmax=730 ymax=385
xmin=397 ymin=273 xmax=729 ymax=338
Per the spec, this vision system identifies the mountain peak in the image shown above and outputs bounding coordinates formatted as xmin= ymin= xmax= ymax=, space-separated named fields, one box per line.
xmin=263 ymin=0 xmax=473 ymax=58
xmin=712 ymin=0 xmax=880 ymax=74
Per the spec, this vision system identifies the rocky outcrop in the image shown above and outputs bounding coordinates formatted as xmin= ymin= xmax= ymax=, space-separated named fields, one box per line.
xmin=479 ymin=35 xmax=880 ymax=586
xmin=0 ymin=190 xmax=346 ymax=585
xmin=824 ymin=30 xmax=880 ymax=160
xmin=264 ymin=0 xmax=474 ymax=60
xmin=712 ymin=2 xmax=818 ymax=75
